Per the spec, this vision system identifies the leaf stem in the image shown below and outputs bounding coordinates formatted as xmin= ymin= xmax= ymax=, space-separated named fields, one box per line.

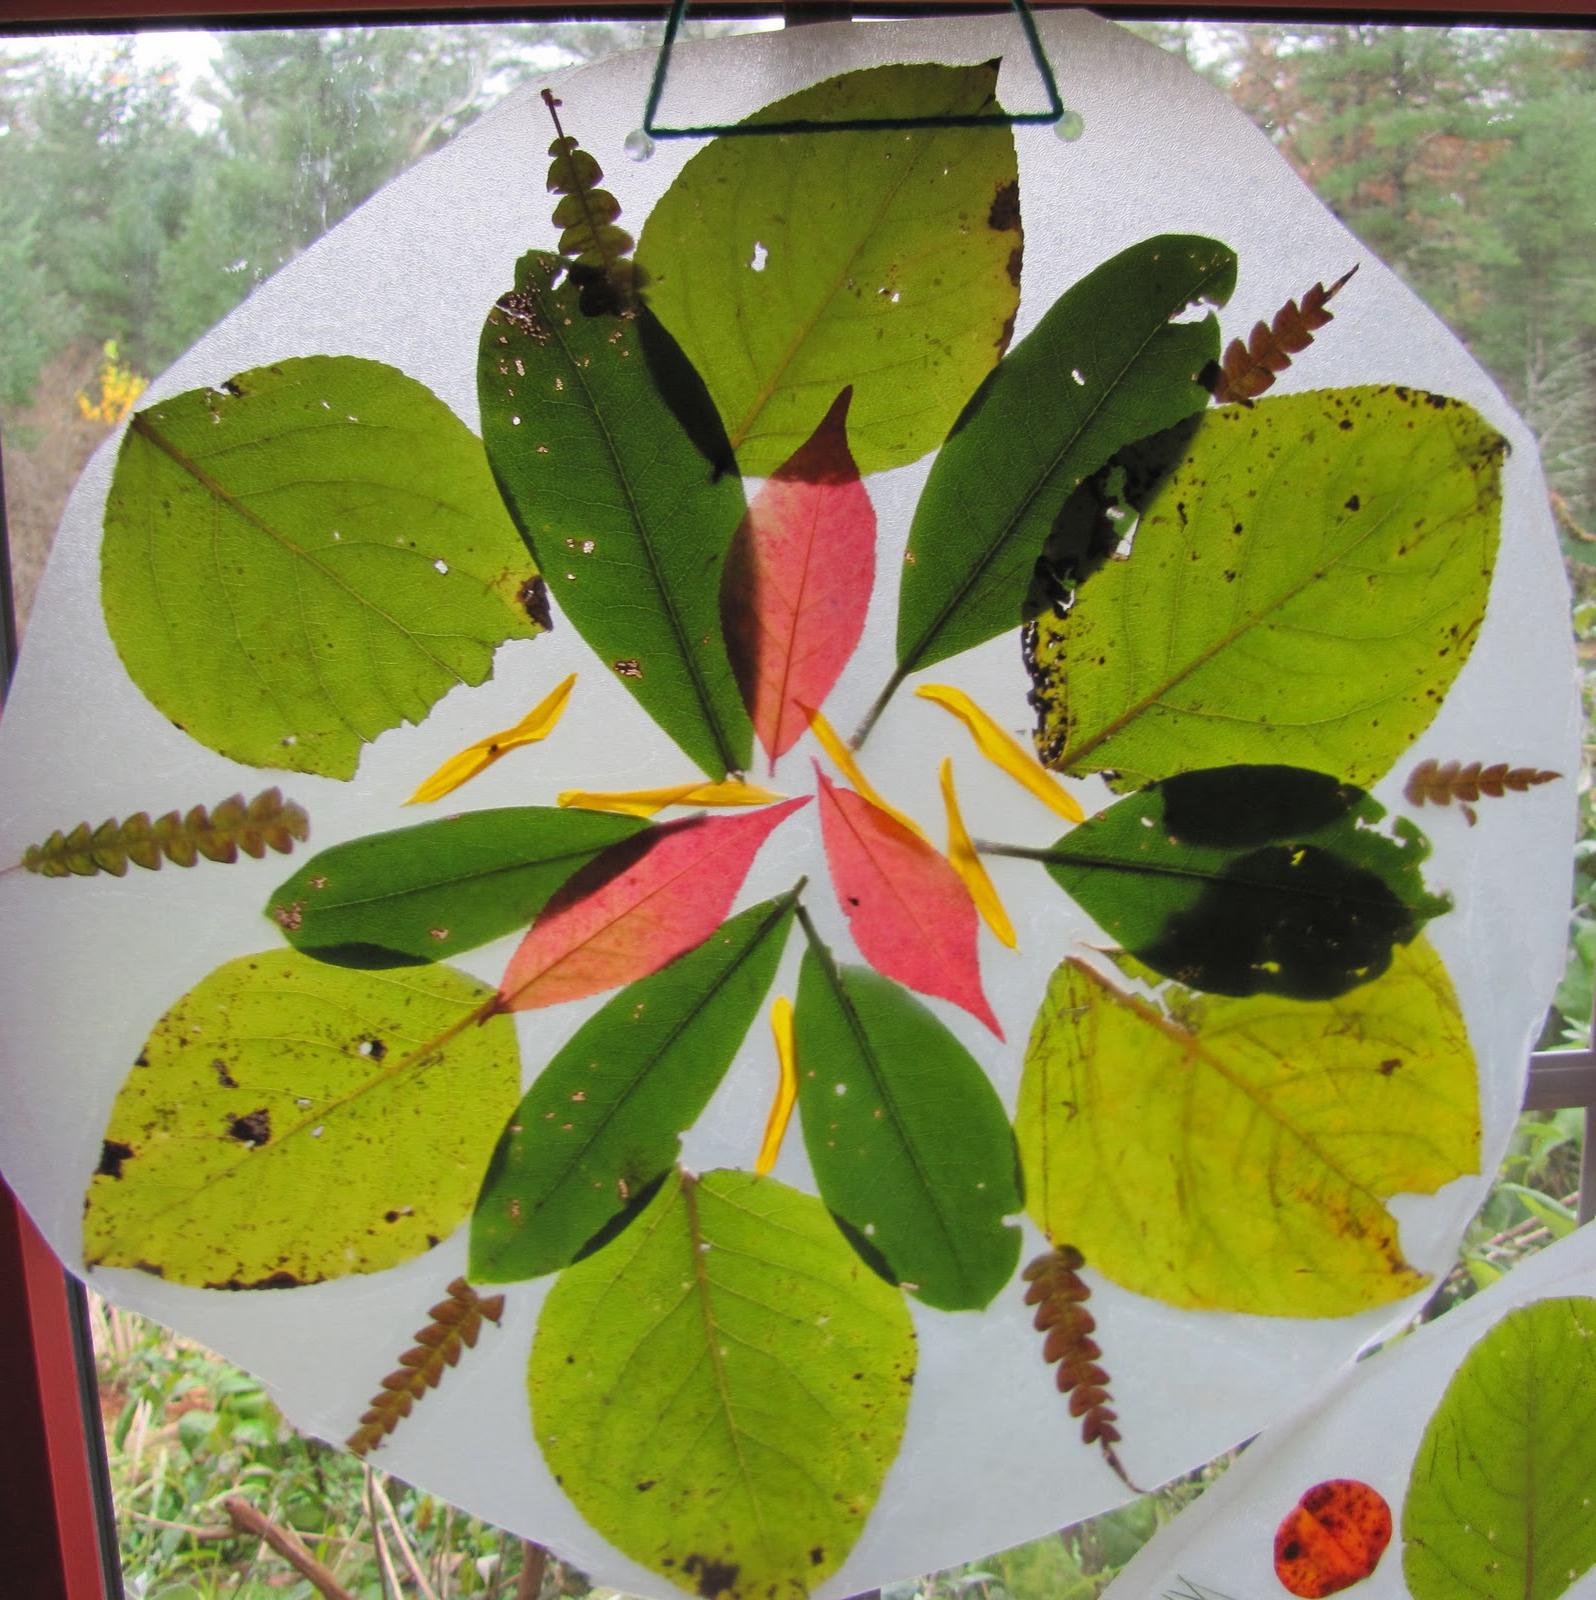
xmin=850 ymin=665 xmax=910 ymax=752
xmin=974 ymin=840 xmax=1059 ymax=863
xmin=793 ymin=900 xmax=830 ymax=963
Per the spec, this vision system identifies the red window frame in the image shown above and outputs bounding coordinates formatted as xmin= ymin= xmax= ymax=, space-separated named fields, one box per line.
xmin=1 ymin=5 xmax=1591 ymax=1593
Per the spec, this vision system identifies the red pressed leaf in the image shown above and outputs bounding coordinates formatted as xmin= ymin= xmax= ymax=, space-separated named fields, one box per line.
xmin=723 ymin=388 xmax=875 ymax=771
xmin=814 ymin=765 xmax=1001 ymax=1038
xmin=498 ymin=796 xmax=809 ymax=1011
xmin=1273 ymin=1480 xmax=1392 ymax=1598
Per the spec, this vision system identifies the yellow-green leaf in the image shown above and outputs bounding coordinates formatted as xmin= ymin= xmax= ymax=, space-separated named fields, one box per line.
xmin=83 ymin=952 xmax=518 ymax=1288
xmin=102 ymin=357 xmax=540 ymax=780
xmin=1014 ymin=939 xmax=1479 ymax=1316
xmin=1404 ymin=1298 xmax=1596 ymax=1600
xmin=531 ymin=1168 xmax=914 ymax=1600
xmin=1029 ymin=387 xmax=1506 ymax=792
xmin=637 ymin=63 xmax=1021 ymax=475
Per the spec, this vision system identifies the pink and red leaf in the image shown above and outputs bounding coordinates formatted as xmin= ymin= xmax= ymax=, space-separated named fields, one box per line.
xmin=723 ymin=388 xmax=875 ymax=770
xmin=813 ymin=765 xmax=1000 ymax=1037
xmin=499 ymin=796 xmax=809 ymax=1011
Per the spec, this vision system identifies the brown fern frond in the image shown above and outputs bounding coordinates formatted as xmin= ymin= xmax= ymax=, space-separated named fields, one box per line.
xmin=1210 ymin=266 xmax=1358 ymax=405
xmin=1022 ymin=1245 xmax=1140 ymax=1491
xmin=346 ymin=1278 xmax=506 ymax=1457
xmin=21 ymin=788 xmax=309 ymax=878
xmin=1404 ymin=758 xmax=1561 ymax=826
xmin=542 ymin=89 xmax=639 ymax=316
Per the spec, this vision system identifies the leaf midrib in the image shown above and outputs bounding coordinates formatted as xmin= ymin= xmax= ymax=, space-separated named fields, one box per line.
xmin=1038 ymin=835 xmax=1430 ymax=915
xmin=680 ymin=1174 xmax=778 ymax=1563
xmin=901 ymin=249 xmax=1233 ymax=674
xmin=291 ymin=829 xmax=642 ymax=918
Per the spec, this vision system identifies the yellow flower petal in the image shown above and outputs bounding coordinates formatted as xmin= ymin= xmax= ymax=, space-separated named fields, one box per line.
xmin=556 ymin=780 xmax=785 ymax=819
xmin=917 ymin=684 xmax=1085 ymax=823
xmin=804 ymin=706 xmax=928 ymax=840
xmin=755 ymin=995 xmax=798 ymax=1176
xmin=407 ymin=673 xmax=576 ymax=804
xmin=940 ymin=759 xmax=1017 ymax=949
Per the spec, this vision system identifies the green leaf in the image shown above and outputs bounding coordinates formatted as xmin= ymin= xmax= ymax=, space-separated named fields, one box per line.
xmin=1015 ymin=939 xmax=1479 ymax=1316
xmin=531 ymin=1168 xmax=914 ymax=1600
xmin=794 ymin=929 xmax=1022 ymax=1311
xmin=102 ymin=357 xmax=540 ymax=781
xmin=1403 ymin=1297 xmax=1596 ymax=1600
xmin=82 ymin=952 xmax=518 ymax=1288
xmin=1032 ymin=764 xmax=1450 ymax=1001
xmin=470 ymin=890 xmax=798 ymax=1282
xmin=479 ymin=253 xmax=752 ymax=779
xmin=1496 ymin=1181 xmax=1579 ymax=1240
xmin=1029 ymin=386 xmax=1506 ymax=791
xmin=894 ymin=234 xmax=1236 ymax=679
xmin=265 ymin=807 xmax=647 ymax=968
xmin=637 ymin=63 xmax=1021 ymax=476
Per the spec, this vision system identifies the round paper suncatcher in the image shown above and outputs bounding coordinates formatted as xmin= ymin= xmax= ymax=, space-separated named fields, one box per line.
xmin=0 ymin=14 xmax=1579 ymax=1599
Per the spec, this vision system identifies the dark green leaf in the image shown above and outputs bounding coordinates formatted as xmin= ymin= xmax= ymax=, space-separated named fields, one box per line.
xmin=470 ymin=891 xmax=798 ymax=1282
xmin=892 ymin=234 xmax=1236 ymax=682
xmin=265 ymin=807 xmax=648 ymax=967
xmin=1034 ymin=765 xmax=1451 ymax=1000
xmin=794 ymin=929 xmax=1021 ymax=1311
xmin=102 ymin=357 xmax=540 ymax=780
xmin=479 ymin=252 xmax=752 ymax=779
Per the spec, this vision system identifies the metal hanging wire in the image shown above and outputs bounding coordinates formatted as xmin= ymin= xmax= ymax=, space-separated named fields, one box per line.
xmin=641 ymin=0 xmax=1065 ymax=138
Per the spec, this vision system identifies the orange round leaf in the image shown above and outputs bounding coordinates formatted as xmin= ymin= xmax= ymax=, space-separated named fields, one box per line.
xmin=1273 ymin=1479 xmax=1392 ymax=1598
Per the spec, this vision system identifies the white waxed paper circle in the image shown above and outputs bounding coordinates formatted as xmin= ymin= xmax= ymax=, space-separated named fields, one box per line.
xmin=0 ymin=14 xmax=1579 ymax=1600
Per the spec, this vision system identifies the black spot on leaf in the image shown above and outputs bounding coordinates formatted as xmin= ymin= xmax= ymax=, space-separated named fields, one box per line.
xmin=206 ymin=1269 xmax=303 ymax=1290
xmin=683 ymin=1555 xmax=740 ymax=1599
xmin=988 ymin=179 xmax=1020 ymax=232
xmin=97 ymin=1140 xmax=134 ymax=1179
xmin=227 ymin=1108 xmax=272 ymax=1146
xmin=519 ymin=575 xmax=553 ymax=630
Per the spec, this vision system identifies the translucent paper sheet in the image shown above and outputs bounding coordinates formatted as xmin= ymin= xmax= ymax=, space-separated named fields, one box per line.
xmin=1105 ymin=1225 xmax=1596 ymax=1600
xmin=0 ymin=15 xmax=1579 ymax=1597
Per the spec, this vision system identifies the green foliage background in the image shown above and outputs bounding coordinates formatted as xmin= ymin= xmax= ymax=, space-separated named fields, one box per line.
xmin=1 ymin=15 xmax=1591 ymax=1599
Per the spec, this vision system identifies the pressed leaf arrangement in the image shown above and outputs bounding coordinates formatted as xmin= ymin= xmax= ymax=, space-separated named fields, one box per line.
xmin=0 ymin=30 xmax=1573 ymax=1600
